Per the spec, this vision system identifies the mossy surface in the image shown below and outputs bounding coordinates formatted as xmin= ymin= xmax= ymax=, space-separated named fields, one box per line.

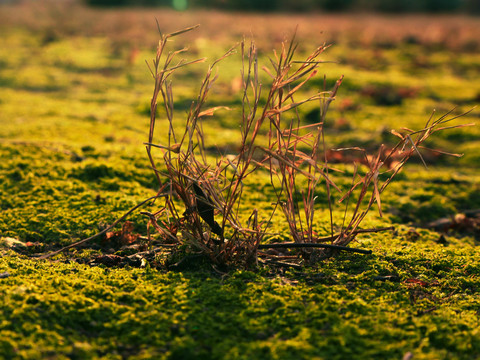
xmin=0 ymin=6 xmax=479 ymax=359
xmin=1 ymin=248 xmax=479 ymax=359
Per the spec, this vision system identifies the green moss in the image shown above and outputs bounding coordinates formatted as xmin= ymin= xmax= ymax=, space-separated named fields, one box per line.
xmin=1 ymin=252 xmax=479 ymax=359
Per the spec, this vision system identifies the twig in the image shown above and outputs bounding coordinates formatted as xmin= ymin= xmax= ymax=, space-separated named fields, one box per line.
xmin=258 ymin=242 xmax=372 ymax=254
xmin=257 ymin=227 xmax=394 ymax=254
xmin=258 ymin=258 xmax=303 ymax=269
xmin=38 ymin=195 xmax=164 ymax=259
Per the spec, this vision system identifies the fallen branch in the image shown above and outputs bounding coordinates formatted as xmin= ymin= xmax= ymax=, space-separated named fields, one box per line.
xmin=258 ymin=226 xmax=394 ymax=254
xmin=258 ymin=242 xmax=372 ymax=254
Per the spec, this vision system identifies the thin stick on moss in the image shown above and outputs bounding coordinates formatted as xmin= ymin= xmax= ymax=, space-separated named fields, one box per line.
xmin=258 ymin=226 xmax=393 ymax=254
xmin=38 ymin=195 xmax=164 ymax=259
xmin=258 ymin=242 xmax=372 ymax=254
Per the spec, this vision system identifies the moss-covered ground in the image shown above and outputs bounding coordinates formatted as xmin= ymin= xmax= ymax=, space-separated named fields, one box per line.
xmin=0 ymin=4 xmax=479 ymax=359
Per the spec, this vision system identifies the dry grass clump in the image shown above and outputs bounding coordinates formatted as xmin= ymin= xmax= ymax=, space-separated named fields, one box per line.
xmin=38 ymin=22 xmax=473 ymax=267
xmin=139 ymin=26 xmax=473 ymax=268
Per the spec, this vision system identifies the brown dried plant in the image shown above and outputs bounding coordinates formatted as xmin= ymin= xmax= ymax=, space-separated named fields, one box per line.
xmin=141 ymin=25 xmax=474 ymax=268
xmin=41 ymin=25 xmax=472 ymax=266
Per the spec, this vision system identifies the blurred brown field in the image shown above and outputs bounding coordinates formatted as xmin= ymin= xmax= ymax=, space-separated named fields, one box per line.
xmin=1 ymin=0 xmax=479 ymax=52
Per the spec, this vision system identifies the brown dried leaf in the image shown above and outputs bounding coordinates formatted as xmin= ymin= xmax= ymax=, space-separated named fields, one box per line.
xmin=105 ymin=221 xmax=139 ymax=246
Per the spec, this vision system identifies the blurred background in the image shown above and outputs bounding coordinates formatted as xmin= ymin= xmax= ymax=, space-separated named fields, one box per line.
xmin=83 ymin=0 xmax=480 ymax=13
xmin=0 ymin=0 xmax=478 ymax=13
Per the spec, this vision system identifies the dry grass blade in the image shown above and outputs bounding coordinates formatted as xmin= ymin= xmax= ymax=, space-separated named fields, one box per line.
xmin=166 ymin=24 xmax=201 ymax=38
xmin=406 ymin=134 xmax=428 ymax=169
xmin=198 ymin=106 xmax=231 ymax=118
